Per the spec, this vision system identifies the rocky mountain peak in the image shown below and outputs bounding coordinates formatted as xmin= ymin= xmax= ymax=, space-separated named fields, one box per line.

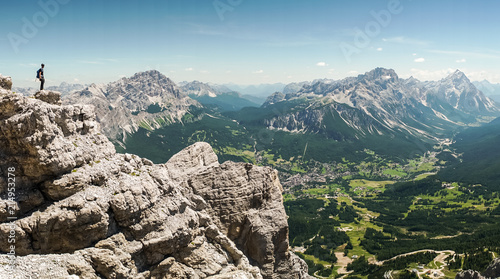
xmin=130 ymin=69 xmax=168 ymax=81
xmin=359 ymin=67 xmax=399 ymax=83
xmin=0 ymin=76 xmax=311 ymax=278
xmin=447 ymin=69 xmax=468 ymax=81
xmin=423 ymin=69 xmax=500 ymax=115
xmin=64 ymin=71 xmax=200 ymax=145
xmin=440 ymin=69 xmax=473 ymax=89
xmin=118 ymin=70 xmax=182 ymax=98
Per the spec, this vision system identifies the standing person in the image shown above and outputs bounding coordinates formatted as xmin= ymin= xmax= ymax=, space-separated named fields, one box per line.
xmin=37 ymin=64 xmax=45 ymax=91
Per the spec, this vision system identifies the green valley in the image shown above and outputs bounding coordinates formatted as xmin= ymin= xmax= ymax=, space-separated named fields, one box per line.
xmin=117 ymin=109 xmax=500 ymax=278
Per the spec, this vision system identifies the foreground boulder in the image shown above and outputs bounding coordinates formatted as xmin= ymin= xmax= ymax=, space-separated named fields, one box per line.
xmin=34 ymin=90 xmax=62 ymax=105
xmin=0 ymin=87 xmax=311 ymax=278
xmin=0 ymin=75 xmax=12 ymax=92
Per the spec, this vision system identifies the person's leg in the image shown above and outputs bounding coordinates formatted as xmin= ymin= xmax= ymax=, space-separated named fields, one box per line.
xmin=40 ymin=78 xmax=45 ymax=90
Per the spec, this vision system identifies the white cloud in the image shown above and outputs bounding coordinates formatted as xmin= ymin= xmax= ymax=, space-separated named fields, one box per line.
xmin=412 ymin=53 xmax=417 ymax=56
xmin=253 ymin=69 xmax=264 ymax=74
xmin=185 ymin=68 xmax=193 ymax=71
xmin=376 ymin=48 xmax=383 ymax=51
xmin=73 ymin=78 xmax=80 ymax=82
xmin=456 ymin=58 xmax=466 ymax=63
xmin=199 ymin=70 xmax=209 ymax=74
xmin=347 ymin=70 xmax=359 ymax=76
xmin=414 ymin=57 xmax=425 ymax=63
xmin=316 ymin=62 xmax=327 ymax=67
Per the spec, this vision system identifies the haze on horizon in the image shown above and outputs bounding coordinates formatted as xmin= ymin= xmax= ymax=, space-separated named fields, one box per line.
xmin=2 ymin=0 xmax=500 ymax=88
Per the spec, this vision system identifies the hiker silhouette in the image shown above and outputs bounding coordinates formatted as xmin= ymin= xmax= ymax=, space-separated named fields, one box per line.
xmin=37 ymin=64 xmax=45 ymax=91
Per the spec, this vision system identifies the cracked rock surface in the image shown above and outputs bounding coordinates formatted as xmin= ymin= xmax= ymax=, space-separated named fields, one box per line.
xmin=0 ymin=82 xmax=311 ymax=278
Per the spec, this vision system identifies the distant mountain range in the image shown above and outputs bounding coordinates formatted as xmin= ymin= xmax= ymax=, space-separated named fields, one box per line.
xmin=62 ymin=68 xmax=500 ymax=163
xmin=223 ymin=83 xmax=286 ymax=98
xmin=13 ymin=82 xmax=87 ymax=97
xmin=473 ymin=80 xmax=500 ymax=102
xmin=178 ymin=80 xmax=233 ymax=97
xmin=258 ymin=68 xmax=498 ymax=143
xmin=179 ymin=80 xmax=260 ymax=111
xmin=222 ymin=83 xmax=286 ymax=105
xmin=62 ymin=72 xmax=281 ymax=147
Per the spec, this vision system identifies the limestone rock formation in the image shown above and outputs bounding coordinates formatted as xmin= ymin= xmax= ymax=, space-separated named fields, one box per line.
xmin=455 ymin=270 xmax=485 ymax=279
xmin=0 ymin=75 xmax=12 ymax=92
xmin=484 ymin=257 xmax=500 ymax=277
xmin=0 ymin=83 xmax=311 ymax=278
xmin=455 ymin=257 xmax=500 ymax=279
xmin=34 ymin=90 xmax=62 ymax=105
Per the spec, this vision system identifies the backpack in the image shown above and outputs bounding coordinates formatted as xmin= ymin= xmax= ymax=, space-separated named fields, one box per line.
xmin=36 ymin=69 xmax=42 ymax=79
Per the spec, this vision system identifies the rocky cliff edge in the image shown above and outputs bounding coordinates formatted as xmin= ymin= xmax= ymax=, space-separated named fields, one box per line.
xmin=455 ymin=257 xmax=500 ymax=279
xmin=0 ymin=74 xmax=311 ymax=279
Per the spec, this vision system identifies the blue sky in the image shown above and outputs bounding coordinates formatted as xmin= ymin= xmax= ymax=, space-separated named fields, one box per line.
xmin=2 ymin=0 xmax=500 ymax=87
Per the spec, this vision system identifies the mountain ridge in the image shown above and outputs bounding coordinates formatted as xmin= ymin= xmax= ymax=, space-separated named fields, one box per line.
xmin=64 ymin=70 xmax=200 ymax=147
xmin=261 ymin=68 xmax=499 ymax=143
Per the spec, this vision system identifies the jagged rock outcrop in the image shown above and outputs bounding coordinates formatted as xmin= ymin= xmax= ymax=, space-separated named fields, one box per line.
xmin=0 ymin=75 xmax=12 ymax=92
xmin=455 ymin=270 xmax=485 ymax=279
xmin=455 ymin=257 xmax=500 ymax=279
xmin=34 ymin=90 xmax=62 ymax=105
xmin=0 ymin=85 xmax=311 ymax=278
xmin=484 ymin=257 xmax=500 ymax=278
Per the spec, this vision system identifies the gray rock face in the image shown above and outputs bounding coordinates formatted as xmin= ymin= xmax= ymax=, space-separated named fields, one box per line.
xmin=34 ymin=90 xmax=62 ymax=105
xmin=0 ymin=75 xmax=12 ymax=91
xmin=0 ymin=89 xmax=311 ymax=278
xmin=484 ymin=257 xmax=500 ymax=277
xmin=180 ymin=80 xmax=225 ymax=97
xmin=262 ymin=92 xmax=285 ymax=107
xmin=455 ymin=270 xmax=485 ymax=279
xmin=455 ymin=257 xmax=500 ymax=279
